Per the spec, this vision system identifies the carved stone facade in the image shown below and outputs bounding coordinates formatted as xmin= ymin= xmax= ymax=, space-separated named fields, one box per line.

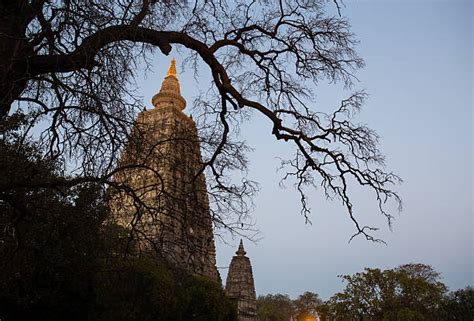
xmin=109 ymin=60 xmax=219 ymax=281
xmin=226 ymin=240 xmax=258 ymax=321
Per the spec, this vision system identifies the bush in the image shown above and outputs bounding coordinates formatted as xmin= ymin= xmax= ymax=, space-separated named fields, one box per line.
xmin=179 ymin=274 xmax=237 ymax=321
xmin=95 ymin=256 xmax=177 ymax=321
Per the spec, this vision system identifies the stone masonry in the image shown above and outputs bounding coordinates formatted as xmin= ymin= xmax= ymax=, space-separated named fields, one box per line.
xmin=109 ymin=59 xmax=219 ymax=281
xmin=226 ymin=240 xmax=258 ymax=321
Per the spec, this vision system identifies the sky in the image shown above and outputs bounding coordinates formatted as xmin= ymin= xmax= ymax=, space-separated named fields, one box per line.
xmin=136 ymin=1 xmax=473 ymax=299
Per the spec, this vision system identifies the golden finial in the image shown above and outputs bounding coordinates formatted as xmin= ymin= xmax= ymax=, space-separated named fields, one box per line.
xmin=166 ymin=58 xmax=177 ymax=77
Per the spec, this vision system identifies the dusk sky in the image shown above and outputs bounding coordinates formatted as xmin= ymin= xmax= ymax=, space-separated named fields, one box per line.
xmin=136 ymin=1 xmax=473 ymax=299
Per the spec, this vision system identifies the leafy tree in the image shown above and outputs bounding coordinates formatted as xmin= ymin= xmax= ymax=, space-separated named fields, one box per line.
xmin=441 ymin=286 xmax=474 ymax=321
xmin=314 ymin=303 xmax=331 ymax=321
xmin=0 ymin=0 xmax=401 ymax=241
xmin=257 ymin=293 xmax=295 ymax=321
xmin=328 ymin=264 xmax=448 ymax=321
xmin=0 ymin=114 xmax=106 ymax=320
xmin=0 ymin=190 xmax=106 ymax=320
xmin=294 ymin=291 xmax=323 ymax=321
xmin=95 ymin=257 xmax=237 ymax=321
xmin=179 ymin=274 xmax=237 ymax=321
xmin=94 ymin=257 xmax=177 ymax=321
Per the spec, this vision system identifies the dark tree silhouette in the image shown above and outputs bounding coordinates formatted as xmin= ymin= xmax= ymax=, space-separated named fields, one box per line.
xmin=0 ymin=0 xmax=401 ymax=241
xmin=442 ymin=286 xmax=474 ymax=320
xmin=0 ymin=114 xmax=238 ymax=321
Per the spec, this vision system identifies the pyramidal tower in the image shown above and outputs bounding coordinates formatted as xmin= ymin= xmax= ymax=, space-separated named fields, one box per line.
xmin=110 ymin=59 xmax=219 ymax=281
xmin=225 ymin=240 xmax=258 ymax=321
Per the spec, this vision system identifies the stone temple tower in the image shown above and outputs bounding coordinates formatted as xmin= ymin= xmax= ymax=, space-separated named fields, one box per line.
xmin=109 ymin=59 xmax=219 ymax=281
xmin=225 ymin=240 xmax=258 ymax=321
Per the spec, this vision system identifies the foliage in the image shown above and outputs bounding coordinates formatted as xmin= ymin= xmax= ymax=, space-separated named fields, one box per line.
xmin=328 ymin=264 xmax=448 ymax=321
xmin=95 ymin=258 xmax=237 ymax=321
xmin=314 ymin=303 xmax=330 ymax=321
xmin=257 ymin=293 xmax=295 ymax=321
xmin=0 ymin=115 xmax=236 ymax=321
xmin=257 ymin=292 xmax=325 ymax=321
xmin=294 ymin=291 xmax=323 ymax=321
xmin=179 ymin=275 xmax=237 ymax=321
xmin=94 ymin=257 xmax=177 ymax=321
xmin=441 ymin=286 xmax=474 ymax=321
xmin=256 ymin=269 xmax=473 ymax=321
xmin=0 ymin=114 xmax=105 ymax=320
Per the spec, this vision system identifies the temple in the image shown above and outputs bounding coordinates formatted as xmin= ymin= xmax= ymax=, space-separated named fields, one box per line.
xmin=109 ymin=61 xmax=259 ymax=317
xmin=225 ymin=240 xmax=258 ymax=321
xmin=109 ymin=59 xmax=219 ymax=280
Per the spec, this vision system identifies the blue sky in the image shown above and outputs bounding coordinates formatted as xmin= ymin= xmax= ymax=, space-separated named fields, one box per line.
xmin=137 ymin=1 xmax=473 ymax=299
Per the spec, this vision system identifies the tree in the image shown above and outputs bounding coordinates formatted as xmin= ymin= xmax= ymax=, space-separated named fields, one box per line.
xmin=328 ymin=263 xmax=448 ymax=321
xmin=0 ymin=114 xmax=237 ymax=321
xmin=441 ymin=286 xmax=474 ymax=321
xmin=257 ymin=293 xmax=295 ymax=321
xmin=0 ymin=113 xmax=109 ymax=320
xmin=0 ymin=0 xmax=401 ymax=241
xmin=294 ymin=291 xmax=323 ymax=321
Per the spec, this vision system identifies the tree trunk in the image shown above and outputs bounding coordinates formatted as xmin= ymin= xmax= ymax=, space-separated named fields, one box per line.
xmin=0 ymin=1 xmax=31 ymax=119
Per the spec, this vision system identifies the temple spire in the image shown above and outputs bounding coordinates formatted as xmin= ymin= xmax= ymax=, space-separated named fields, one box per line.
xmin=236 ymin=239 xmax=246 ymax=256
xmin=226 ymin=238 xmax=258 ymax=320
xmin=167 ymin=58 xmax=177 ymax=77
xmin=151 ymin=58 xmax=186 ymax=111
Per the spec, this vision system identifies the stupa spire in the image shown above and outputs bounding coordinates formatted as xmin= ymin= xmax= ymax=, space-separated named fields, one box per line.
xmin=151 ymin=58 xmax=186 ymax=111
xmin=167 ymin=58 xmax=177 ymax=77
xmin=236 ymin=239 xmax=247 ymax=256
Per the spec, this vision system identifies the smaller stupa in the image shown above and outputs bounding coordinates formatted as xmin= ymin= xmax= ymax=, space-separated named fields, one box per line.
xmin=225 ymin=240 xmax=258 ymax=321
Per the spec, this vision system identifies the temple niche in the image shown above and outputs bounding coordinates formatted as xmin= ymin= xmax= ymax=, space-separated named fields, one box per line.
xmin=226 ymin=240 xmax=258 ymax=321
xmin=109 ymin=59 xmax=219 ymax=281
